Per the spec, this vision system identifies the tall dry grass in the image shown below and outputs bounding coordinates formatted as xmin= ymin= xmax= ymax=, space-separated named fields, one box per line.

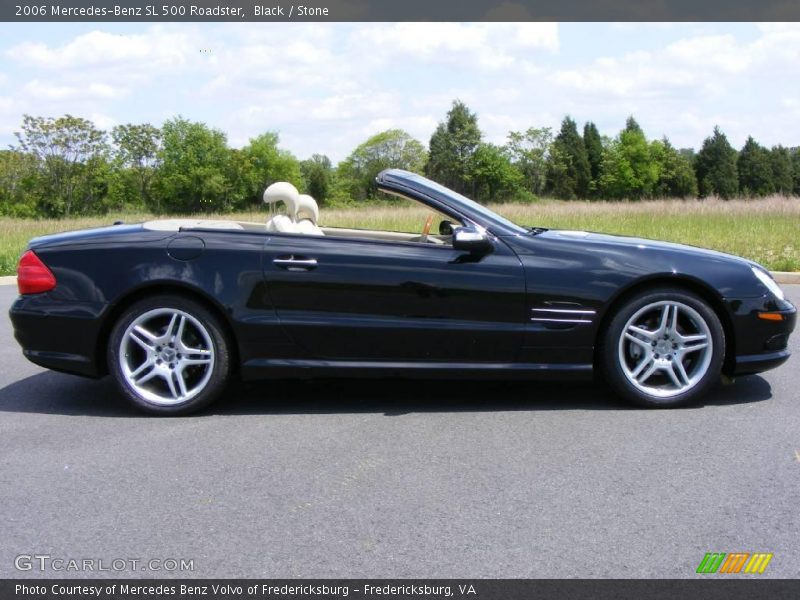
xmin=1 ymin=197 xmax=798 ymax=275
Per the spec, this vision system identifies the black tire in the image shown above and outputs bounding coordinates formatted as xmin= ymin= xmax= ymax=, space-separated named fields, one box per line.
xmin=108 ymin=294 xmax=231 ymax=415
xmin=599 ymin=287 xmax=725 ymax=408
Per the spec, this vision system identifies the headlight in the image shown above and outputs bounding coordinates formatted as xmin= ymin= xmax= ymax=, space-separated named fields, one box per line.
xmin=751 ymin=266 xmax=785 ymax=301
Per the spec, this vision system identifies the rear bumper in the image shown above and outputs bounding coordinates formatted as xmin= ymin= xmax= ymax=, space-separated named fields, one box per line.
xmin=21 ymin=349 xmax=100 ymax=378
xmin=9 ymin=294 xmax=108 ymax=378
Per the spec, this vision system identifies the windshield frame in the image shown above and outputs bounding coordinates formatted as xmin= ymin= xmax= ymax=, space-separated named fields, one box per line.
xmin=376 ymin=170 xmax=528 ymax=236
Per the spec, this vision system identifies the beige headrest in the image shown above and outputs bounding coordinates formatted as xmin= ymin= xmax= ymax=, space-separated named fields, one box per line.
xmin=296 ymin=194 xmax=319 ymax=225
xmin=263 ymin=182 xmax=299 ymax=218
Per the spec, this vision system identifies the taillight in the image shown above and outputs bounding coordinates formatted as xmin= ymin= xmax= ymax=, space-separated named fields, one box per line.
xmin=17 ymin=250 xmax=57 ymax=295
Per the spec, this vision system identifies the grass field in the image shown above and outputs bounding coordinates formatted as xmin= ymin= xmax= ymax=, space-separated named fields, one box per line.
xmin=1 ymin=196 xmax=798 ymax=275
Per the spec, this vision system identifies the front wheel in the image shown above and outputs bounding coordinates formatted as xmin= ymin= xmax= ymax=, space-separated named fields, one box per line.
xmin=108 ymin=295 xmax=231 ymax=415
xmin=600 ymin=288 xmax=725 ymax=408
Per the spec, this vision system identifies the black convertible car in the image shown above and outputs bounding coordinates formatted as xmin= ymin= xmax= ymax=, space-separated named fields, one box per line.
xmin=10 ymin=169 xmax=796 ymax=414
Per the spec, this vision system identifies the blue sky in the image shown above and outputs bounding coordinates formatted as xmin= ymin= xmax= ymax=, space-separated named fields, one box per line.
xmin=0 ymin=22 xmax=797 ymax=162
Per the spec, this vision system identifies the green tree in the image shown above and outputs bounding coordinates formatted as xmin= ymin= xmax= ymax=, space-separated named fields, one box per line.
xmin=597 ymin=119 xmax=660 ymax=200
xmin=469 ymin=143 xmax=523 ymax=202
xmin=111 ymin=123 xmax=162 ymax=210
xmin=426 ymin=100 xmax=481 ymax=194
xmin=240 ymin=132 xmax=303 ymax=206
xmin=300 ymin=154 xmax=333 ymax=204
xmin=737 ymin=136 xmax=774 ymax=197
xmin=339 ymin=129 xmax=427 ymax=200
xmin=623 ymin=116 xmax=644 ymax=135
xmin=792 ymin=148 xmax=800 ymax=195
xmin=0 ymin=150 xmax=39 ymax=217
xmin=505 ymin=127 xmax=552 ymax=197
xmin=694 ymin=126 xmax=738 ymax=199
xmin=583 ymin=122 xmax=603 ymax=196
xmin=154 ymin=117 xmax=232 ymax=213
xmin=546 ymin=116 xmax=591 ymax=199
xmin=652 ymin=137 xmax=698 ymax=198
xmin=224 ymin=148 xmax=257 ymax=210
xmin=769 ymin=145 xmax=793 ymax=196
xmin=14 ymin=114 xmax=109 ymax=216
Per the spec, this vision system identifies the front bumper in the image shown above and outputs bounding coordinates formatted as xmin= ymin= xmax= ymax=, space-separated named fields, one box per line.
xmin=727 ymin=296 xmax=796 ymax=376
xmin=733 ymin=349 xmax=792 ymax=376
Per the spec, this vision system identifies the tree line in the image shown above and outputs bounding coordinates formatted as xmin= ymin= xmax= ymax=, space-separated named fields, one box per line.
xmin=1 ymin=101 xmax=798 ymax=218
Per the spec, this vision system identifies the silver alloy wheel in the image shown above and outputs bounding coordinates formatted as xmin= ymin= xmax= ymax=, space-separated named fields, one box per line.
xmin=119 ymin=308 xmax=215 ymax=406
xmin=617 ymin=300 xmax=713 ymax=398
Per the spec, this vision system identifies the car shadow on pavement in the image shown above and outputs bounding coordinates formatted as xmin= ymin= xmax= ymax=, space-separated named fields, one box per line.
xmin=0 ymin=369 xmax=775 ymax=417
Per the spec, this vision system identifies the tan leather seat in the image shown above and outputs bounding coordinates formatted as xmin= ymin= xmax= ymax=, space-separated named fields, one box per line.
xmin=263 ymin=182 xmax=299 ymax=233
xmin=295 ymin=194 xmax=324 ymax=236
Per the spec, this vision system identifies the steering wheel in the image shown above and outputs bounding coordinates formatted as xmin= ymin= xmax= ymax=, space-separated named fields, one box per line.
xmin=420 ymin=214 xmax=434 ymax=243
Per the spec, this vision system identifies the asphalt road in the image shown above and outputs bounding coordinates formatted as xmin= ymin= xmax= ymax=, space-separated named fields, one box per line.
xmin=0 ymin=285 xmax=798 ymax=579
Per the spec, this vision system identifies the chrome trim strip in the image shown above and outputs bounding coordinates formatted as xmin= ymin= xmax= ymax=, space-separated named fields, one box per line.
xmin=274 ymin=258 xmax=318 ymax=266
xmin=531 ymin=308 xmax=596 ymax=315
xmin=531 ymin=317 xmax=593 ymax=324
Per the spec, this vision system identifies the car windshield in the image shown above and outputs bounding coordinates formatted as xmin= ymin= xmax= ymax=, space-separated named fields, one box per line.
xmin=403 ymin=174 xmax=529 ymax=235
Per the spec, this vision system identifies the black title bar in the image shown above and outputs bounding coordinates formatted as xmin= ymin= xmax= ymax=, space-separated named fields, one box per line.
xmin=4 ymin=580 xmax=800 ymax=600
xmin=4 ymin=0 xmax=800 ymax=22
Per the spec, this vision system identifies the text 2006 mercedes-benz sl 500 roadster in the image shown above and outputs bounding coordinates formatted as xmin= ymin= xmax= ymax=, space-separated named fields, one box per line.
xmin=9 ymin=169 xmax=796 ymax=414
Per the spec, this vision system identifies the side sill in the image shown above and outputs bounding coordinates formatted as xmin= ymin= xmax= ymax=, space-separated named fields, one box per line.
xmin=240 ymin=359 xmax=593 ymax=381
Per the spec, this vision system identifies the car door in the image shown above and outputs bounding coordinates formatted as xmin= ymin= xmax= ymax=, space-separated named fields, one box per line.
xmin=261 ymin=232 xmax=526 ymax=362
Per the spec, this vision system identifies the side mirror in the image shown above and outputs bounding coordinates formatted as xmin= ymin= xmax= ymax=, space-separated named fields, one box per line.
xmin=452 ymin=226 xmax=492 ymax=253
xmin=439 ymin=220 xmax=455 ymax=236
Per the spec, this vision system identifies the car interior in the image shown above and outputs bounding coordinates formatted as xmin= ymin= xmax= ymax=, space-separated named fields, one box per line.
xmin=144 ymin=181 xmax=461 ymax=245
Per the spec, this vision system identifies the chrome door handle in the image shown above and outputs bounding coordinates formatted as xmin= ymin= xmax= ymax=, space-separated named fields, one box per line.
xmin=273 ymin=257 xmax=318 ymax=271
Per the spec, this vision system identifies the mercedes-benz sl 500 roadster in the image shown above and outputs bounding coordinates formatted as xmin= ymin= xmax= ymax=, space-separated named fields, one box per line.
xmin=9 ymin=169 xmax=796 ymax=414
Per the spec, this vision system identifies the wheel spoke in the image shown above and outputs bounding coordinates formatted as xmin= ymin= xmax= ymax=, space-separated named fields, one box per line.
xmin=657 ymin=304 xmax=671 ymax=334
xmin=182 ymin=350 xmax=212 ymax=366
xmin=135 ymin=364 xmax=159 ymax=385
xmin=637 ymin=360 xmax=659 ymax=384
xmin=174 ymin=369 xmax=188 ymax=398
xmin=665 ymin=360 xmax=687 ymax=389
xmin=625 ymin=331 xmax=652 ymax=348
xmin=627 ymin=325 xmax=656 ymax=342
xmin=130 ymin=326 xmax=157 ymax=351
xmin=674 ymin=358 xmax=690 ymax=387
xmin=678 ymin=329 xmax=709 ymax=355
xmin=667 ymin=304 xmax=679 ymax=335
xmin=165 ymin=371 xmax=179 ymax=399
xmin=130 ymin=358 xmax=153 ymax=379
xmin=665 ymin=365 xmax=681 ymax=388
xmin=163 ymin=313 xmax=179 ymax=341
xmin=173 ymin=314 xmax=186 ymax=344
xmin=630 ymin=355 xmax=654 ymax=379
xmin=682 ymin=341 xmax=708 ymax=354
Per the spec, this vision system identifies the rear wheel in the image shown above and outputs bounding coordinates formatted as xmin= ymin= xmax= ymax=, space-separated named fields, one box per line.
xmin=600 ymin=287 xmax=725 ymax=408
xmin=108 ymin=295 xmax=231 ymax=415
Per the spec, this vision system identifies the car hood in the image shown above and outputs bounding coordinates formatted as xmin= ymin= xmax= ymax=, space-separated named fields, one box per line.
xmin=536 ymin=229 xmax=752 ymax=266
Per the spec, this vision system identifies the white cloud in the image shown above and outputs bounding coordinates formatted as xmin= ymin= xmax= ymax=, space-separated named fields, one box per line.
xmin=351 ymin=22 xmax=557 ymax=70
xmin=5 ymin=28 xmax=193 ymax=72
xmin=664 ymin=35 xmax=750 ymax=73
xmin=22 ymin=79 xmax=126 ymax=101
xmin=88 ymin=112 xmax=117 ymax=131
xmin=550 ymin=24 xmax=800 ymax=103
xmin=0 ymin=23 xmax=797 ymax=161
